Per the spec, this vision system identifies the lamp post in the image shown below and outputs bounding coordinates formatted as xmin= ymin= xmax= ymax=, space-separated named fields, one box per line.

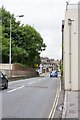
xmin=9 ymin=15 xmax=24 ymax=76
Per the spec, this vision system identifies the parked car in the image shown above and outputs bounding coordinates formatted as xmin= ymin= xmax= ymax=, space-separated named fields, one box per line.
xmin=50 ymin=69 xmax=58 ymax=77
xmin=0 ymin=71 xmax=8 ymax=89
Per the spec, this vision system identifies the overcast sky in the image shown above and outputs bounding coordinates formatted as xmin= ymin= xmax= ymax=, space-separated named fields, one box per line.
xmin=0 ymin=0 xmax=79 ymax=60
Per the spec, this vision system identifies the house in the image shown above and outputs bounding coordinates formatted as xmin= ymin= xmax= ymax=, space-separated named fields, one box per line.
xmin=39 ymin=57 xmax=59 ymax=73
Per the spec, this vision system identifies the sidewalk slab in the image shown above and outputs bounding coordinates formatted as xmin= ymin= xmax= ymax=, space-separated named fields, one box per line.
xmin=62 ymin=91 xmax=79 ymax=118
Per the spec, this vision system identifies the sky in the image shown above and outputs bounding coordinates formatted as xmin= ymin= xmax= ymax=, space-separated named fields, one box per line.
xmin=0 ymin=0 xmax=79 ymax=60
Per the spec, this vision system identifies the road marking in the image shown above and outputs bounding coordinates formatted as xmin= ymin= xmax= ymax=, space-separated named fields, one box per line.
xmin=7 ymin=85 xmax=24 ymax=93
xmin=28 ymin=78 xmax=42 ymax=85
xmin=8 ymin=78 xmax=44 ymax=92
xmin=42 ymin=78 xmax=46 ymax=80
xmin=28 ymin=81 xmax=36 ymax=85
xmin=51 ymin=89 xmax=60 ymax=118
xmin=37 ymin=79 xmax=42 ymax=82
xmin=48 ymin=80 xmax=60 ymax=119
xmin=9 ymin=78 xmax=33 ymax=85
xmin=37 ymin=80 xmax=41 ymax=82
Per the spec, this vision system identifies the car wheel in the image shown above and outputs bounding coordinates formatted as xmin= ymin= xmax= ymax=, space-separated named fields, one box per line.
xmin=4 ymin=83 xmax=8 ymax=89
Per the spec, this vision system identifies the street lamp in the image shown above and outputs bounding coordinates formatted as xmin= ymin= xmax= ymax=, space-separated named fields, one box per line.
xmin=9 ymin=15 xmax=24 ymax=76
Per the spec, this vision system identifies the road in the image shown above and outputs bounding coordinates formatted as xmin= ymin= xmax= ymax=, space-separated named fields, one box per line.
xmin=1 ymin=73 xmax=60 ymax=118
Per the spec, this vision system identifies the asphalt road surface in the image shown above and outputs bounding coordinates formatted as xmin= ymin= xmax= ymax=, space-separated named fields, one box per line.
xmin=0 ymin=73 xmax=60 ymax=118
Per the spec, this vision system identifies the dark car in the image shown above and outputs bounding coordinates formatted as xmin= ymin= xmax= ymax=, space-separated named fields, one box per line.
xmin=0 ymin=71 xmax=8 ymax=89
xmin=50 ymin=70 xmax=58 ymax=77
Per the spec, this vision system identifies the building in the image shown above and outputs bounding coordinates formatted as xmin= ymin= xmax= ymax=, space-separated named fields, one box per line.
xmin=63 ymin=2 xmax=80 ymax=90
xmin=39 ymin=57 xmax=59 ymax=73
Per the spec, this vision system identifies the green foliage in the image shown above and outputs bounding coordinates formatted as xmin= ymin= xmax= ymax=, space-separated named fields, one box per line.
xmin=1 ymin=6 xmax=46 ymax=67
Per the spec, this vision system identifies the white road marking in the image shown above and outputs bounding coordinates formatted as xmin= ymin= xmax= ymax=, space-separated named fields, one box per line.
xmin=9 ymin=77 xmax=45 ymax=85
xmin=28 ymin=78 xmax=43 ymax=85
xmin=9 ymin=79 xmax=33 ymax=85
xmin=48 ymin=89 xmax=58 ymax=119
xmin=8 ymin=78 xmax=44 ymax=93
xmin=28 ymin=81 xmax=36 ymax=85
xmin=42 ymin=78 xmax=46 ymax=80
xmin=37 ymin=79 xmax=42 ymax=82
xmin=37 ymin=80 xmax=41 ymax=82
xmin=7 ymin=85 xmax=24 ymax=93
xmin=48 ymin=80 xmax=60 ymax=119
xmin=51 ymin=90 xmax=60 ymax=118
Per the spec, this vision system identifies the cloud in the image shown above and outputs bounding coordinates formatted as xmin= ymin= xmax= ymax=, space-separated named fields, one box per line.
xmin=0 ymin=0 xmax=67 ymax=59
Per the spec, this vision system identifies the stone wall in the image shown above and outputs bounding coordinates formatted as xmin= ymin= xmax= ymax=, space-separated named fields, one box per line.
xmin=0 ymin=64 xmax=38 ymax=78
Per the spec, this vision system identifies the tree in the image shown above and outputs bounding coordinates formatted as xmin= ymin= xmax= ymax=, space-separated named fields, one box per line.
xmin=1 ymin=6 xmax=46 ymax=67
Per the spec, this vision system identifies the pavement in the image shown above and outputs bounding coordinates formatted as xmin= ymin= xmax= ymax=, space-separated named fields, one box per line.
xmin=62 ymin=90 xmax=80 ymax=119
xmin=53 ymin=78 xmax=80 ymax=119
xmin=40 ymin=72 xmax=80 ymax=119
